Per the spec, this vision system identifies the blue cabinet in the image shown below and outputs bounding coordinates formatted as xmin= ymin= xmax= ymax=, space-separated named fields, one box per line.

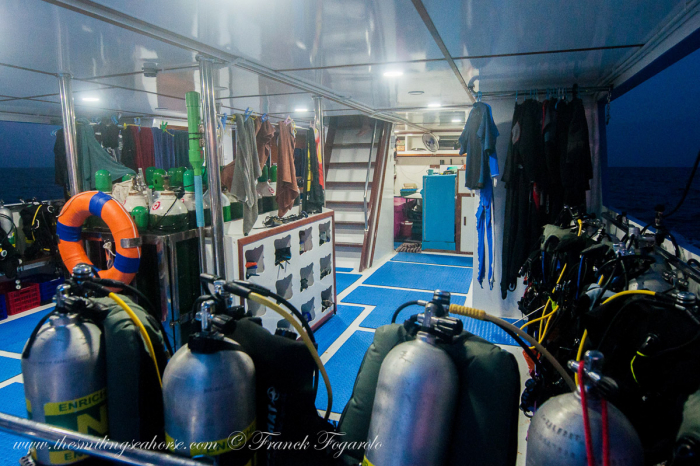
xmin=422 ymin=174 xmax=456 ymax=250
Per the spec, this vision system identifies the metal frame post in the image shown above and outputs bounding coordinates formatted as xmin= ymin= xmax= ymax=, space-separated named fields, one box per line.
xmin=57 ymin=73 xmax=80 ymax=195
xmin=313 ymin=95 xmax=326 ymax=207
xmin=198 ymin=56 xmax=226 ymax=277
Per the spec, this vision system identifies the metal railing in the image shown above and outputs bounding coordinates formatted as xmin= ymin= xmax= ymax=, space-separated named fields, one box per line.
xmin=363 ymin=120 xmax=378 ymax=231
xmin=0 ymin=412 xmax=200 ymax=465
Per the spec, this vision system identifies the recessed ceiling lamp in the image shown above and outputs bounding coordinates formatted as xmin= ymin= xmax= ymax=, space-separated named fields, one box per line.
xmin=82 ymin=97 xmax=99 ymax=102
xmin=294 ymin=107 xmax=308 ymax=112
xmin=428 ymin=103 xmax=441 ymax=108
xmin=451 ymin=118 xmax=461 ymax=123
xmin=408 ymin=90 xmax=424 ymax=95
xmin=383 ymin=70 xmax=403 ymax=77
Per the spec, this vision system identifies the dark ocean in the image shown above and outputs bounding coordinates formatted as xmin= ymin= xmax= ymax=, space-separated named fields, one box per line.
xmin=606 ymin=167 xmax=700 ymax=248
xmin=0 ymin=168 xmax=64 ymax=204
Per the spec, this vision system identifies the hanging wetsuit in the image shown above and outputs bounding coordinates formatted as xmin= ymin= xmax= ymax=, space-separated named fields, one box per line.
xmin=460 ymin=102 xmax=499 ymax=288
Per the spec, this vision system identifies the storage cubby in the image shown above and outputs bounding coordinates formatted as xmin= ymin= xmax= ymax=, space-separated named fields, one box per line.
xmin=322 ymin=286 xmax=334 ymax=312
xmin=300 ymin=263 xmax=314 ymax=292
xmin=320 ymin=254 xmax=332 ymax=279
xmin=244 ymin=245 xmax=265 ymax=278
xmin=274 ymin=235 xmax=292 ymax=267
xmin=319 ymin=221 xmax=331 ymax=246
xmin=301 ymin=297 xmax=316 ymax=323
xmin=276 ymin=274 xmax=294 ymax=299
xmin=299 ymin=227 xmax=313 ymax=255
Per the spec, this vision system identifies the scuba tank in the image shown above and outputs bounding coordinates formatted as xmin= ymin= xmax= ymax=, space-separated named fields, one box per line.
xmin=149 ymin=175 xmax=188 ymax=232
xmin=203 ymin=188 xmax=232 ymax=224
xmin=22 ymin=280 xmax=108 ymax=465
xmin=181 ymin=169 xmax=197 ymax=229
xmin=526 ymin=351 xmax=643 ymax=466
xmin=163 ymin=299 xmax=256 ymax=462
xmin=364 ymin=296 xmax=459 ymax=466
xmin=0 ymin=200 xmax=16 ymax=246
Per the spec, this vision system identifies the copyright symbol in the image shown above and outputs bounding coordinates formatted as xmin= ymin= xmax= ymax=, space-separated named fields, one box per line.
xmin=228 ymin=431 xmax=247 ymax=450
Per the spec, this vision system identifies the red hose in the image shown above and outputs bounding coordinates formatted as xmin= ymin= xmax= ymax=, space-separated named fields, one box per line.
xmin=602 ymin=398 xmax=610 ymax=466
xmin=578 ymin=364 xmax=596 ymax=466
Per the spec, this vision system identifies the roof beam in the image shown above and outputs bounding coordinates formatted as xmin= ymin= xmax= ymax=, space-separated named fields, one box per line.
xmin=409 ymin=0 xmax=475 ymax=103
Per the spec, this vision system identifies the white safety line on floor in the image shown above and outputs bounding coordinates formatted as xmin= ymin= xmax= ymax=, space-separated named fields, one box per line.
xmin=389 ymin=260 xmax=473 ymax=269
xmin=320 ymin=305 xmax=375 ymax=364
xmin=0 ymin=303 xmax=54 ymax=325
xmin=0 ymin=350 xmax=21 ymax=360
xmin=0 ymin=374 xmax=23 ymax=389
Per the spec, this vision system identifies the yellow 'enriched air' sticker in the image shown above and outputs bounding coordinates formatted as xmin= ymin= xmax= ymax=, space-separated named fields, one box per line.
xmin=167 ymin=419 xmax=256 ymax=457
xmin=42 ymin=388 xmax=108 ymax=464
xmin=362 ymin=456 xmax=376 ymax=466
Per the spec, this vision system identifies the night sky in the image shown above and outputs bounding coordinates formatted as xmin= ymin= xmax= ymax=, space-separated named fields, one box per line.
xmin=607 ymin=46 xmax=700 ymax=167
xmin=0 ymin=121 xmax=60 ymax=168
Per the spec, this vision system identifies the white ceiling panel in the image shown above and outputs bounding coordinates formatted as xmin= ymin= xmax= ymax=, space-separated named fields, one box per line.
xmin=422 ymin=0 xmax=682 ymax=58
xmin=0 ymin=0 xmax=196 ymax=78
xmin=90 ymin=0 xmax=444 ymax=70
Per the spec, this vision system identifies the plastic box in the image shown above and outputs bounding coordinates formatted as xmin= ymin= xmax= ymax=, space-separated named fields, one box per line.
xmin=30 ymin=275 xmax=65 ymax=304
xmin=6 ymin=283 xmax=40 ymax=316
xmin=0 ymin=295 xmax=7 ymax=321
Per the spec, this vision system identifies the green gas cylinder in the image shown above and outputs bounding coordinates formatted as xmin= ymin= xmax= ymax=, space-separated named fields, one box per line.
xmin=270 ymin=164 xmax=277 ymax=182
xmin=130 ymin=206 xmax=148 ymax=231
xmin=181 ymin=169 xmax=197 ymax=228
xmin=145 ymin=167 xmax=156 ymax=186
xmin=149 ymin=176 xmax=188 ymax=232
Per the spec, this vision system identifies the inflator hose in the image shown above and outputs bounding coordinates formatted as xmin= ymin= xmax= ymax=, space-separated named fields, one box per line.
xmin=247 ymin=292 xmax=333 ymax=421
xmin=391 ymin=300 xmax=428 ymax=323
xmin=449 ymin=304 xmax=577 ymax=391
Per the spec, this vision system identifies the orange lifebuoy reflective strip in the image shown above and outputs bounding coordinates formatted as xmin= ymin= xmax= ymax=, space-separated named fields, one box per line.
xmin=57 ymin=191 xmax=141 ymax=284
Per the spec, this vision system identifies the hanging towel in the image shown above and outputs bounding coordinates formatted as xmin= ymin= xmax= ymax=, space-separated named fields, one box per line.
xmin=75 ymin=119 xmax=135 ymax=189
xmin=231 ymin=115 xmax=261 ymax=235
xmin=152 ymin=128 xmax=165 ymax=169
xmin=127 ymin=126 xmax=143 ymax=170
xmin=256 ymin=119 xmax=275 ymax=168
xmin=174 ymin=130 xmax=189 ymax=168
xmin=139 ymin=127 xmax=155 ymax=170
xmin=276 ymin=123 xmax=299 ymax=217
xmin=120 ymin=127 xmax=138 ymax=172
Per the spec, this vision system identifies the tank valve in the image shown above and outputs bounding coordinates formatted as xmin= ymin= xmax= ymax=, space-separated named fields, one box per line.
xmin=196 ymin=299 xmax=215 ymax=333
xmin=72 ymin=263 xmax=94 ymax=284
xmin=568 ymin=351 xmax=619 ymax=401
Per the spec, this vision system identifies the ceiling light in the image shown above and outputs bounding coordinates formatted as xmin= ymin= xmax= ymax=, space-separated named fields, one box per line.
xmin=408 ymin=90 xmax=424 ymax=95
xmin=451 ymin=118 xmax=461 ymax=123
xmin=82 ymin=97 xmax=99 ymax=102
xmin=294 ymin=107 xmax=308 ymax=112
xmin=155 ymin=107 xmax=169 ymax=110
xmin=383 ymin=70 xmax=403 ymax=77
xmin=428 ymin=103 xmax=441 ymax=108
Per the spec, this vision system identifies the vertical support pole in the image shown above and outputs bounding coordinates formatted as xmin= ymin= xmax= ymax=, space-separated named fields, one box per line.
xmin=57 ymin=73 xmax=80 ymax=196
xmin=313 ymin=95 xmax=325 ymax=207
xmin=198 ymin=56 xmax=226 ymax=277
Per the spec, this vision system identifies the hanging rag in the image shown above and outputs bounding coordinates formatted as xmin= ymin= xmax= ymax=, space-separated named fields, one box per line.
xmin=138 ymin=127 xmax=155 ymax=170
xmin=256 ymin=119 xmax=275 ymax=168
xmin=231 ymin=114 xmax=261 ymax=234
xmin=305 ymin=127 xmax=325 ymax=213
xmin=174 ymin=130 xmax=189 ymax=168
xmin=120 ymin=126 xmax=138 ymax=172
xmin=71 ymin=119 xmax=135 ymax=190
xmin=276 ymin=122 xmax=299 ymax=217
xmin=152 ymin=127 xmax=165 ymax=169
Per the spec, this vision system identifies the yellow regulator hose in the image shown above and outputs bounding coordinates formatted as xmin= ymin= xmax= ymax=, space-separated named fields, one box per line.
xmin=247 ymin=292 xmax=333 ymax=420
xmin=450 ymin=303 xmax=577 ymax=391
xmin=108 ymin=292 xmax=163 ymax=387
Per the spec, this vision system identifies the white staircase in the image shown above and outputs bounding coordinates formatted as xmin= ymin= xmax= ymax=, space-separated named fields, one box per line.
xmin=325 ymin=120 xmax=379 ymax=270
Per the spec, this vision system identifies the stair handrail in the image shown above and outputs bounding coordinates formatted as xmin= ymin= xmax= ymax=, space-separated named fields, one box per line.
xmin=363 ymin=120 xmax=378 ymax=231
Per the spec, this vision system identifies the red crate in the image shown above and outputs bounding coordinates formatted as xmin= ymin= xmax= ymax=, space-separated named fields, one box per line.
xmin=6 ymin=283 xmax=40 ymax=316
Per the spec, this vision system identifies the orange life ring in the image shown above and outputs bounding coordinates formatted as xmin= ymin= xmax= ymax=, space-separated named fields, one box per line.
xmin=57 ymin=191 xmax=141 ymax=284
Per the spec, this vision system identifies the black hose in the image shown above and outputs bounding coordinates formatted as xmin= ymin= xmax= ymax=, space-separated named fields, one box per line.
xmin=499 ymin=325 xmax=548 ymax=376
xmin=391 ymin=300 xmax=428 ymax=323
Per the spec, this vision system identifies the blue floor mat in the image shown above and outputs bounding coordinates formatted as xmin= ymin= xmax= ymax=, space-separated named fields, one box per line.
xmin=363 ymin=261 xmax=472 ymax=294
xmin=336 ymin=267 xmax=354 ymax=273
xmin=459 ymin=317 xmax=520 ymax=346
xmin=343 ymin=286 xmax=467 ymax=329
xmin=0 ymin=357 xmax=21 ymax=383
xmin=336 ymin=273 xmax=362 ymax=294
xmin=314 ymin=305 xmax=365 ymax=355
xmin=392 ymin=252 xmax=473 ymax=268
xmin=0 ymin=307 xmax=54 ymax=354
xmin=315 ymin=330 xmax=374 ymax=414
xmin=0 ymin=382 xmax=29 ymax=466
